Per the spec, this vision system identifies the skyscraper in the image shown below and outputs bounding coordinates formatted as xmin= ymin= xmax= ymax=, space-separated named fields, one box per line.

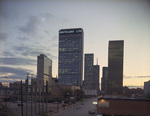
xmin=101 ymin=67 xmax=108 ymax=94
xmin=37 ymin=54 xmax=52 ymax=86
xmin=58 ymin=28 xmax=84 ymax=86
xmin=84 ymin=54 xmax=94 ymax=89
xmin=92 ymin=65 xmax=100 ymax=96
xmin=107 ymin=40 xmax=124 ymax=94
xmin=84 ymin=54 xmax=100 ymax=96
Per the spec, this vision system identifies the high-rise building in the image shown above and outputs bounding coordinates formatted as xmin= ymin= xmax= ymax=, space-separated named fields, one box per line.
xmin=58 ymin=28 xmax=84 ymax=86
xmin=84 ymin=54 xmax=100 ymax=96
xmin=84 ymin=54 xmax=94 ymax=89
xmin=107 ymin=40 xmax=124 ymax=94
xmin=92 ymin=65 xmax=100 ymax=95
xmin=101 ymin=67 xmax=108 ymax=94
xmin=37 ymin=54 xmax=52 ymax=85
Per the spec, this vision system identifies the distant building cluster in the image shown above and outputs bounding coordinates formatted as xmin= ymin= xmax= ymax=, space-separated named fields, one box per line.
xmin=84 ymin=54 xmax=100 ymax=96
xmin=30 ymin=28 xmax=124 ymax=97
xmin=0 ymin=28 xmax=125 ymax=102
xmin=101 ymin=40 xmax=124 ymax=95
xmin=1 ymin=27 xmax=150 ymax=106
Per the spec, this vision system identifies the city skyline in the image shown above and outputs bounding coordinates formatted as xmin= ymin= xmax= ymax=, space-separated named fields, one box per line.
xmin=0 ymin=0 xmax=150 ymax=88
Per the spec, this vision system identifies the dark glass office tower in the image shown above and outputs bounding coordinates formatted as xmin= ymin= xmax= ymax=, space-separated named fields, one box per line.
xmin=58 ymin=28 xmax=84 ymax=86
xmin=84 ymin=54 xmax=94 ymax=89
xmin=84 ymin=54 xmax=100 ymax=96
xmin=107 ymin=40 xmax=124 ymax=94
xmin=101 ymin=67 xmax=108 ymax=94
xmin=92 ymin=65 xmax=100 ymax=96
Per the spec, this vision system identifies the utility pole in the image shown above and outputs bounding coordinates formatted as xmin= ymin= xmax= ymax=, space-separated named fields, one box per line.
xmin=35 ymin=80 xmax=37 ymax=116
xmin=46 ymin=81 xmax=48 ymax=112
xmin=26 ymin=73 xmax=29 ymax=116
xmin=4 ymin=77 xmax=8 ymax=106
xmin=31 ymin=85 xmax=33 ymax=116
xmin=21 ymin=80 xmax=23 ymax=116
xmin=42 ymin=80 xmax=44 ymax=111
xmin=39 ymin=81 xmax=41 ymax=113
xmin=5 ymin=87 xmax=7 ymax=106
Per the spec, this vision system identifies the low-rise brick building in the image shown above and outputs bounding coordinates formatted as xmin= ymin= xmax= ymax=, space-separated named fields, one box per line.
xmin=97 ymin=97 xmax=150 ymax=116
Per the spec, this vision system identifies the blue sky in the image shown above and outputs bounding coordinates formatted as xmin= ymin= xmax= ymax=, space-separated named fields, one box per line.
xmin=0 ymin=0 xmax=150 ymax=87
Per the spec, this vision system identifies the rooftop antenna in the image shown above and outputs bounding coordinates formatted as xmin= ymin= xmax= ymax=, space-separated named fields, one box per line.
xmin=97 ymin=58 xmax=98 ymax=65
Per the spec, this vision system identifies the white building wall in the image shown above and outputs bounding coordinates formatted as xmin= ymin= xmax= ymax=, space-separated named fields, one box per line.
xmin=37 ymin=54 xmax=52 ymax=86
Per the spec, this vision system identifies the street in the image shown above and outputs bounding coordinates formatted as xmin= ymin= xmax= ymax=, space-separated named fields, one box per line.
xmin=53 ymin=97 xmax=97 ymax=116
xmin=1 ymin=97 xmax=97 ymax=116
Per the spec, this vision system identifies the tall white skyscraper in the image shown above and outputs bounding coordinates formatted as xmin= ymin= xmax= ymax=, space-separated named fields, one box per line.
xmin=37 ymin=54 xmax=52 ymax=85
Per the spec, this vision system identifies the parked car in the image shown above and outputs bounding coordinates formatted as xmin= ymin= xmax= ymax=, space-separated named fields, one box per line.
xmin=96 ymin=114 xmax=103 ymax=116
xmin=88 ymin=110 xmax=95 ymax=114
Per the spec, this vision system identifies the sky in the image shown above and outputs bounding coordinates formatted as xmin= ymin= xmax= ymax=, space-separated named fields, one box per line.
xmin=0 ymin=0 xmax=150 ymax=88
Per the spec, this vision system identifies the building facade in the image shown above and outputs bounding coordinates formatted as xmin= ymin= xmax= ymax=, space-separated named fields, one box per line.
xmin=37 ymin=54 xmax=52 ymax=86
xmin=107 ymin=40 xmax=124 ymax=94
xmin=144 ymin=80 xmax=150 ymax=96
xmin=58 ymin=28 xmax=84 ymax=86
xmin=101 ymin=67 xmax=108 ymax=94
xmin=84 ymin=54 xmax=100 ymax=96
xmin=92 ymin=65 xmax=100 ymax=96
xmin=97 ymin=98 xmax=150 ymax=116
xmin=84 ymin=54 xmax=94 ymax=89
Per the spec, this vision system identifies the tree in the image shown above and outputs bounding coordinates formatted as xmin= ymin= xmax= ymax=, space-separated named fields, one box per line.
xmin=75 ymin=89 xmax=84 ymax=100
xmin=62 ymin=88 xmax=73 ymax=103
xmin=63 ymin=88 xmax=73 ymax=98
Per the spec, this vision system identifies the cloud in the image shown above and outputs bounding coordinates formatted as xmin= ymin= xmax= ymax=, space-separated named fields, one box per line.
xmin=43 ymin=13 xmax=63 ymax=23
xmin=13 ymin=45 xmax=57 ymax=59
xmin=51 ymin=35 xmax=58 ymax=41
xmin=0 ymin=66 xmax=34 ymax=83
xmin=123 ymin=75 xmax=133 ymax=79
xmin=124 ymin=75 xmax=150 ymax=79
xmin=0 ymin=2 xmax=19 ymax=20
xmin=18 ymin=13 xmax=67 ymax=37
xmin=2 ymin=51 xmax=15 ymax=57
xmin=125 ymin=86 xmax=143 ymax=89
xmin=19 ymin=15 xmax=40 ymax=36
xmin=0 ymin=32 xmax=8 ymax=41
xmin=135 ymin=76 xmax=150 ymax=78
xmin=0 ymin=57 xmax=36 ymax=65
xmin=17 ymin=37 xmax=30 ymax=41
xmin=0 ymin=66 xmax=32 ymax=76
